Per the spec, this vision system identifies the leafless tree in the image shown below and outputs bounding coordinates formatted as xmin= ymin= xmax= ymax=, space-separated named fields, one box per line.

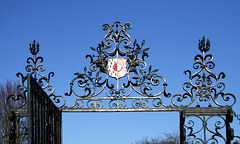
xmin=132 ymin=131 xmax=179 ymax=144
xmin=0 ymin=80 xmax=28 ymax=144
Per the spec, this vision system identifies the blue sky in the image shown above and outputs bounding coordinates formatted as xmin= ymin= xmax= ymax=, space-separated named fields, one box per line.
xmin=1 ymin=0 xmax=240 ymax=143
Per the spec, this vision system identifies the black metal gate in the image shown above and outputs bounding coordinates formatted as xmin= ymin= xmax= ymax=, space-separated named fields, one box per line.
xmin=7 ymin=21 xmax=240 ymax=144
xmin=27 ymin=74 xmax=62 ymax=144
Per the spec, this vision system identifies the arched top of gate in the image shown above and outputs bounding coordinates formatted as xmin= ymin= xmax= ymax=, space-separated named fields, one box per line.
xmin=7 ymin=21 xmax=236 ymax=111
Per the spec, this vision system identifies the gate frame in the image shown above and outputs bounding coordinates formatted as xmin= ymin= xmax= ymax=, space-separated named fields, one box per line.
xmin=7 ymin=21 xmax=238 ymax=144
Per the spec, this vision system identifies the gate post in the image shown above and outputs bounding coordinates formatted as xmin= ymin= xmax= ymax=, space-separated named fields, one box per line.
xmin=9 ymin=111 xmax=16 ymax=144
xmin=180 ymin=110 xmax=186 ymax=144
xmin=226 ymin=108 xmax=234 ymax=144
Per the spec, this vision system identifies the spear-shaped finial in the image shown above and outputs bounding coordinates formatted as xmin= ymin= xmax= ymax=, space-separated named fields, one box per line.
xmin=29 ymin=40 xmax=40 ymax=55
xmin=198 ymin=36 xmax=210 ymax=53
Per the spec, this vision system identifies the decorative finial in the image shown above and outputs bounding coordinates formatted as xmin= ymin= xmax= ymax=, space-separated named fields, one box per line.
xmin=198 ymin=36 xmax=210 ymax=53
xmin=29 ymin=40 xmax=40 ymax=55
xmin=102 ymin=21 xmax=132 ymax=48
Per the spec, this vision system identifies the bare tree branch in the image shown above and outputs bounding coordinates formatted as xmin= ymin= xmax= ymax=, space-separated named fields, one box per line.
xmin=0 ymin=80 xmax=28 ymax=144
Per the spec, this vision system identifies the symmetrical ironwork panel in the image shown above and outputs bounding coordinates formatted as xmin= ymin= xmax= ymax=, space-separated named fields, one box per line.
xmin=64 ymin=21 xmax=170 ymax=110
xmin=7 ymin=21 xmax=236 ymax=111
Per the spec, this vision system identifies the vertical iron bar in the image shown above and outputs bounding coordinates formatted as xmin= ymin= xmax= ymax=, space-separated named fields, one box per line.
xmin=35 ymin=85 xmax=38 ymax=144
xmin=116 ymin=42 xmax=119 ymax=93
xmin=226 ymin=108 xmax=234 ymax=144
xmin=180 ymin=110 xmax=186 ymax=144
xmin=40 ymin=92 xmax=42 ymax=144
xmin=51 ymin=108 xmax=54 ymax=144
xmin=40 ymin=88 xmax=43 ymax=144
xmin=203 ymin=116 xmax=206 ymax=144
xmin=46 ymin=98 xmax=49 ymax=144
xmin=60 ymin=110 xmax=62 ymax=144
xmin=43 ymin=91 xmax=46 ymax=144
xmin=27 ymin=74 xmax=33 ymax=144
xmin=9 ymin=111 xmax=16 ymax=144
xmin=58 ymin=111 xmax=61 ymax=144
xmin=52 ymin=108 xmax=55 ymax=144
xmin=54 ymin=108 xmax=56 ymax=143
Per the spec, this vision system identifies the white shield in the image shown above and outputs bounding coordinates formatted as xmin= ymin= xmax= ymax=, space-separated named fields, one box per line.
xmin=108 ymin=58 xmax=127 ymax=79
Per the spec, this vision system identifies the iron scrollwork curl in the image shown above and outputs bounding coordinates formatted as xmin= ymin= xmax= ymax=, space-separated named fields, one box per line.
xmin=109 ymin=99 xmax=126 ymax=108
xmin=87 ymin=99 xmax=104 ymax=108
xmin=185 ymin=115 xmax=226 ymax=143
xmin=7 ymin=85 xmax=27 ymax=109
xmin=172 ymin=36 xmax=236 ymax=107
xmin=102 ymin=21 xmax=132 ymax=54
xmin=233 ymin=136 xmax=240 ymax=144
xmin=68 ymin=99 xmax=84 ymax=109
xmin=132 ymin=98 xmax=149 ymax=108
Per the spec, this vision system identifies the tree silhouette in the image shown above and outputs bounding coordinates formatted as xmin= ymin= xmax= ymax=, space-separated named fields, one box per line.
xmin=132 ymin=132 xmax=180 ymax=144
xmin=0 ymin=80 xmax=28 ymax=144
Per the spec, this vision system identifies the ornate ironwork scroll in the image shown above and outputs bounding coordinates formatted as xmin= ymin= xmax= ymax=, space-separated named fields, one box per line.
xmin=64 ymin=21 xmax=171 ymax=109
xmin=185 ymin=115 xmax=227 ymax=143
xmin=183 ymin=109 xmax=240 ymax=144
xmin=172 ymin=36 xmax=236 ymax=107
xmin=7 ymin=40 xmax=66 ymax=108
xmin=176 ymin=37 xmax=238 ymax=144
xmin=7 ymin=22 xmax=236 ymax=110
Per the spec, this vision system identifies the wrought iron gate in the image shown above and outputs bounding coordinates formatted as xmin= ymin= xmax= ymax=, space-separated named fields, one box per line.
xmin=7 ymin=21 xmax=239 ymax=144
xmin=27 ymin=74 xmax=62 ymax=144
